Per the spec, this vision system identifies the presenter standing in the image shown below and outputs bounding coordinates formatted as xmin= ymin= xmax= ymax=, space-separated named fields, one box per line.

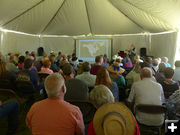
xmin=127 ymin=44 xmax=136 ymax=64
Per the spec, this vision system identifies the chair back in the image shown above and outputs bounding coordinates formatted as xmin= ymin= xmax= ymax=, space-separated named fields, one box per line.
xmin=0 ymin=79 xmax=12 ymax=89
xmin=135 ymin=104 xmax=167 ymax=114
xmin=15 ymin=80 xmax=35 ymax=93
xmin=0 ymin=88 xmax=21 ymax=103
xmin=38 ymin=73 xmax=49 ymax=82
xmin=67 ymin=100 xmax=96 ymax=124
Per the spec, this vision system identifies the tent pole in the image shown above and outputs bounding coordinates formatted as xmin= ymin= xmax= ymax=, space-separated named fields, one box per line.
xmin=2 ymin=0 xmax=44 ymax=27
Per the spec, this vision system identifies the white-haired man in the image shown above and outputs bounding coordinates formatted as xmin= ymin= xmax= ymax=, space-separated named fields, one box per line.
xmin=128 ymin=67 xmax=165 ymax=126
xmin=26 ymin=73 xmax=85 ymax=135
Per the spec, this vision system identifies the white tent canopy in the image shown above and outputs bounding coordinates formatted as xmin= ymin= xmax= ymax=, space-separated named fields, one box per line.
xmin=0 ymin=0 xmax=180 ymax=35
xmin=0 ymin=0 xmax=180 ymax=65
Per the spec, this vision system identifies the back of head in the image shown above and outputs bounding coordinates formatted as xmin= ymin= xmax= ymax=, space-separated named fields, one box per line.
xmin=18 ymin=56 xmax=25 ymax=64
xmin=24 ymin=58 xmax=33 ymax=69
xmin=82 ymin=62 xmax=91 ymax=72
xmin=158 ymin=62 xmax=167 ymax=72
xmin=140 ymin=67 xmax=152 ymax=78
xmin=96 ymin=67 xmax=112 ymax=87
xmin=0 ymin=61 xmax=7 ymax=76
xmin=37 ymin=47 xmax=44 ymax=56
xmin=134 ymin=62 xmax=142 ymax=73
xmin=49 ymin=55 xmax=55 ymax=63
xmin=42 ymin=58 xmax=51 ymax=68
xmin=62 ymin=63 xmax=74 ymax=76
xmin=89 ymin=85 xmax=114 ymax=108
xmin=152 ymin=59 xmax=159 ymax=66
xmin=161 ymin=57 xmax=168 ymax=63
xmin=145 ymin=57 xmax=152 ymax=64
xmin=45 ymin=73 xmax=65 ymax=98
xmin=140 ymin=61 xmax=150 ymax=68
xmin=175 ymin=60 xmax=180 ymax=67
xmin=95 ymin=55 xmax=103 ymax=64
xmin=164 ymin=67 xmax=174 ymax=79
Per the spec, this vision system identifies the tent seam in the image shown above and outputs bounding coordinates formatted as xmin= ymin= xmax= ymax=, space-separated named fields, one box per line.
xmin=41 ymin=0 xmax=67 ymax=34
xmin=1 ymin=0 xmax=44 ymax=27
xmin=84 ymin=0 xmax=92 ymax=34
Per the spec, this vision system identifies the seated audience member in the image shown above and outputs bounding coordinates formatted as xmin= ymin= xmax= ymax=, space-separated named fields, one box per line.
xmin=17 ymin=58 xmax=38 ymax=88
xmin=0 ymin=100 xmax=19 ymax=135
xmin=62 ymin=63 xmax=89 ymax=101
xmin=0 ymin=52 xmax=2 ymax=60
xmin=126 ymin=62 xmax=142 ymax=87
xmin=128 ymin=67 xmax=165 ymax=126
xmin=144 ymin=57 xmax=153 ymax=67
xmin=160 ymin=67 xmax=179 ymax=99
xmin=134 ymin=55 xmax=143 ymax=63
xmin=6 ymin=55 xmax=19 ymax=73
xmin=76 ymin=62 xmax=96 ymax=87
xmin=107 ymin=61 xmax=126 ymax=87
xmin=39 ymin=58 xmax=53 ymax=74
xmin=96 ymin=67 xmax=119 ymax=102
xmin=18 ymin=56 xmax=25 ymax=70
xmin=36 ymin=47 xmax=44 ymax=61
xmin=122 ymin=55 xmax=133 ymax=69
xmin=55 ymin=51 xmax=62 ymax=66
xmin=59 ymin=54 xmax=69 ymax=68
xmin=162 ymin=57 xmax=171 ymax=67
xmin=152 ymin=58 xmax=159 ymax=75
xmin=13 ymin=52 xmax=19 ymax=65
xmin=70 ymin=56 xmax=79 ymax=71
xmin=49 ymin=55 xmax=59 ymax=72
xmin=155 ymin=62 xmax=166 ymax=83
xmin=90 ymin=55 xmax=103 ymax=75
xmin=0 ymin=60 xmax=17 ymax=82
xmin=25 ymin=51 xmax=30 ymax=59
xmin=167 ymin=89 xmax=180 ymax=120
xmin=26 ymin=73 xmax=85 ymax=135
xmin=30 ymin=51 xmax=37 ymax=61
xmin=102 ymin=54 xmax=109 ymax=68
xmin=88 ymin=85 xmax=140 ymax=135
xmin=173 ymin=60 xmax=180 ymax=82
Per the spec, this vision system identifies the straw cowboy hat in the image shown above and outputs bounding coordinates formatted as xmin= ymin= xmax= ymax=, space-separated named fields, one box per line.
xmin=93 ymin=102 xmax=135 ymax=135
xmin=108 ymin=61 xmax=125 ymax=74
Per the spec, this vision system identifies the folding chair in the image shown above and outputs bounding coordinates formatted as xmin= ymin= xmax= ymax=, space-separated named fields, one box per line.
xmin=0 ymin=79 xmax=13 ymax=89
xmin=135 ymin=104 xmax=167 ymax=135
xmin=67 ymin=100 xmax=96 ymax=124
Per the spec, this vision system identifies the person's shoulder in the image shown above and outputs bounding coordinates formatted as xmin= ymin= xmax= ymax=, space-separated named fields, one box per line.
xmin=62 ymin=101 xmax=81 ymax=114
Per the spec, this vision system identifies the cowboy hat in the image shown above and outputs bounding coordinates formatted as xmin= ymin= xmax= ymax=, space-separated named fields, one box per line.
xmin=107 ymin=62 xmax=125 ymax=74
xmin=93 ymin=102 xmax=135 ymax=135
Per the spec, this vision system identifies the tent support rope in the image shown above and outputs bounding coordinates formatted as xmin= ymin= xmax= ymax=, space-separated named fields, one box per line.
xmin=2 ymin=0 xmax=44 ymax=27
xmin=84 ymin=0 xmax=92 ymax=34
xmin=41 ymin=0 xmax=67 ymax=33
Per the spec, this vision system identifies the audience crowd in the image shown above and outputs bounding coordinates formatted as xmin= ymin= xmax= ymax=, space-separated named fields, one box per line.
xmin=0 ymin=47 xmax=180 ymax=135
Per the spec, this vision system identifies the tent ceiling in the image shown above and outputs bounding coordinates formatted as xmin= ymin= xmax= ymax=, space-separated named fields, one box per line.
xmin=0 ymin=0 xmax=179 ymax=36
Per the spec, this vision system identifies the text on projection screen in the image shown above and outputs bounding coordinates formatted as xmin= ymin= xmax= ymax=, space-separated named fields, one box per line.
xmin=76 ymin=39 xmax=111 ymax=62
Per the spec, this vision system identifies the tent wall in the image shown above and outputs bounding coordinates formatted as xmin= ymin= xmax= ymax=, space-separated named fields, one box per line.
xmin=0 ymin=31 xmax=178 ymax=66
xmin=151 ymin=32 xmax=177 ymax=66
xmin=0 ymin=32 xmax=39 ymax=55
xmin=40 ymin=37 xmax=75 ymax=55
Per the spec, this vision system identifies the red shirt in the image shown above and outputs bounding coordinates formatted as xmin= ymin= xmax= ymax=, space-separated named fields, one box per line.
xmin=90 ymin=65 xmax=102 ymax=75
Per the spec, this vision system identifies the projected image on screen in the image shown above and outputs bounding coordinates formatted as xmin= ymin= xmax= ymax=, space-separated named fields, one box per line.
xmin=76 ymin=39 xmax=111 ymax=62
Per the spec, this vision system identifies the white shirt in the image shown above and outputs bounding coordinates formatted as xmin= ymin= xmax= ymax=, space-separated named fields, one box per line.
xmin=75 ymin=72 xmax=96 ymax=87
xmin=128 ymin=78 xmax=165 ymax=126
xmin=173 ymin=67 xmax=180 ymax=82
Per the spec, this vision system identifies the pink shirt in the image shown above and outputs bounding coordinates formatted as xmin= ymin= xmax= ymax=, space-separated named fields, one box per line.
xmin=39 ymin=67 xmax=53 ymax=74
xmin=26 ymin=98 xmax=85 ymax=135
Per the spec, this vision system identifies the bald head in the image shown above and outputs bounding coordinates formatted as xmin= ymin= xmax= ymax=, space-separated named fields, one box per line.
xmin=140 ymin=67 xmax=152 ymax=78
xmin=45 ymin=73 xmax=65 ymax=98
